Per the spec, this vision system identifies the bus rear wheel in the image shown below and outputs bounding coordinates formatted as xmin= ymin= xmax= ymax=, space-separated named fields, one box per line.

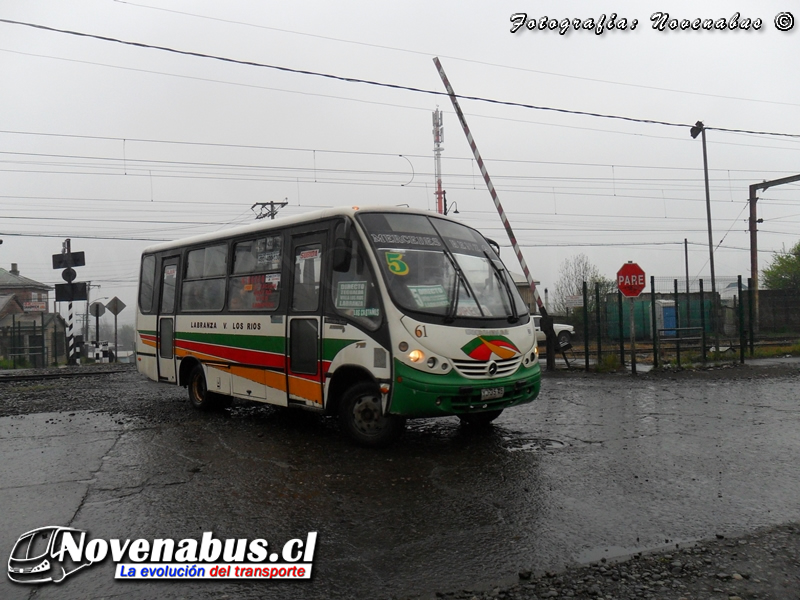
xmin=458 ymin=409 xmax=503 ymax=427
xmin=338 ymin=382 xmax=405 ymax=447
xmin=188 ymin=364 xmax=227 ymax=410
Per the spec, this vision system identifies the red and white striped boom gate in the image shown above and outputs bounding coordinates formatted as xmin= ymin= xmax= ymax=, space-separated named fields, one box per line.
xmin=433 ymin=57 xmax=555 ymax=367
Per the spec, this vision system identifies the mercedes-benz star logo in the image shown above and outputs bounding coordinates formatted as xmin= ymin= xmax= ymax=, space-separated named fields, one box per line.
xmin=487 ymin=361 xmax=498 ymax=376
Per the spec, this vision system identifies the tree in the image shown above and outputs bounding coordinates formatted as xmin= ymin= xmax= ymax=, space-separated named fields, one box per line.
xmin=762 ymin=241 xmax=800 ymax=290
xmin=552 ymin=253 xmax=613 ymax=314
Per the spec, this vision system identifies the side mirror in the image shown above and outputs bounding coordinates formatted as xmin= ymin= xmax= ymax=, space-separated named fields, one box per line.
xmin=486 ymin=238 xmax=501 ymax=256
xmin=332 ymin=238 xmax=353 ymax=272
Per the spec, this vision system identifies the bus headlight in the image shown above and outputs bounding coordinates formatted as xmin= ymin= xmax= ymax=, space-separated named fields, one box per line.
xmin=408 ymin=349 xmax=424 ymax=363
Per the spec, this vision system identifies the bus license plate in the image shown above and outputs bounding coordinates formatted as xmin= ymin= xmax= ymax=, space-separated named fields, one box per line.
xmin=481 ymin=387 xmax=504 ymax=400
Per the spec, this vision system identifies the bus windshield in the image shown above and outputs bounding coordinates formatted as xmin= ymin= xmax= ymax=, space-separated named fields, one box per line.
xmin=358 ymin=212 xmax=528 ymax=323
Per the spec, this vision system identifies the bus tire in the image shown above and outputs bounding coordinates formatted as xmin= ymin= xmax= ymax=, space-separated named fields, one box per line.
xmin=338 ymin=382 xmax=405 ymax=447
xmin=188 ymin=364 xmax=222 ymax=411
xmin=458 ymin=409 xmax=503 ymax=427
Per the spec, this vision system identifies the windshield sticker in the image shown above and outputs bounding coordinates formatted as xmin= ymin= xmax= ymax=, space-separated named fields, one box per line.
xmin=445 ymin=237 xmax=486 ymax=255
xmin=370 ymin=233 xmax=442 ymax=248
xmin=299 ymin=249 xmax=320 ymax=261
xmin=335 ymin=281 xmax=368 ymax=309
xmin=456 ymin=297 xmax=483 ymax=317
xmin=352 ymin=308 xmax=380 ymax=317
xmin=385 ymin=252 xmax=410 ymax=276
xmin=461 ymin=336 xmax=520 ymax=361
xmin=408 ymin=285 xmax=449 ymax=308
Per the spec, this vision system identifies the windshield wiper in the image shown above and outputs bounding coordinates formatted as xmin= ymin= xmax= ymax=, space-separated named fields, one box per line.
xmin=443 ymin=251 xmax=461 ymax=323
xmin=483 ymin=250 xmax=519 ymax=323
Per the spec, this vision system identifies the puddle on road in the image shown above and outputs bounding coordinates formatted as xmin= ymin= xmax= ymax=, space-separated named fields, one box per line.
xmin=502 ymin=434 xmax=566 ymax=453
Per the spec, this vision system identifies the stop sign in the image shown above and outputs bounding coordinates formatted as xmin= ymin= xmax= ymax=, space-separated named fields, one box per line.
xmin=617 ymin=262 xmax=646 ymax=297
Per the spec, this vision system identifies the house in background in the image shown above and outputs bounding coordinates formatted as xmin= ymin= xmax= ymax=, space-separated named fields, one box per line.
xmin=0 ymin=264 xmax=67 ymax=366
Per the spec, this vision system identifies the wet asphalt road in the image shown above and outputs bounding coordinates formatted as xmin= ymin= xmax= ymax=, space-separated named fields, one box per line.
xmin=1 ymin=365 xmax=800 ymax=599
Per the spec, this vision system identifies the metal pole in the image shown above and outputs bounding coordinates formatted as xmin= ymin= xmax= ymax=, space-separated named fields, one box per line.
xmin=583 ymin=281 xmax=589 ymax=371
xmin=651 ymin=276 xmax=658 ymax=368
xmin=747 ymin=277 xmax=755 ymax=356
xmin=699 ymin=279 xmax=707 ymax=364
xmin=114 ymin=312 xmax=118 ymax=363
xmin=748 ymin=174 xmax=800 ymax=334
xmin=629 ymin=297 xmax=636 ymax=375
xmin=738 ymin=275 xmax=745 ymax=364
xmin=595 ymin=282 xmax=602 ymax=366
xmin=674 ymin=279 xmax=681 ymax=368
xmin=749 ymin=184 xmax=759 ymax=333
xmin=684 ymin=238 xmax=690 ymax=327
xmin=12 ymin=313 xmax=16 ymax=369
xmin=699 ymin=126 xmax=720 ymax=354
xmin=617 ymin=291 xmax=625 ymax=367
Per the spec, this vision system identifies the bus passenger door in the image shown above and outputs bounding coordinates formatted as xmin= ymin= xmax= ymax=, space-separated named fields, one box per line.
xmin=157 ymin=256 xmax=180 ymax=383
xmin=286 ymin=233 xmax=325 ymax=406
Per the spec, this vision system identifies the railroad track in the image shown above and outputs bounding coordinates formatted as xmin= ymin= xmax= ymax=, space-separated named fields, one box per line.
xmin=0 ymin=367 xmax=131 ymax=383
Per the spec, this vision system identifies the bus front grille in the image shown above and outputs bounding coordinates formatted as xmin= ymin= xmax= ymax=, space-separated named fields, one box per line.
xmin=450 ymin=356 xmax=522 ymax=379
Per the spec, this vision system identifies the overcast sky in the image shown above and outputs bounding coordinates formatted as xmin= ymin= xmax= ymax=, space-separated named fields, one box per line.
xmin=1 ymin=0 xmax=798 ymax=324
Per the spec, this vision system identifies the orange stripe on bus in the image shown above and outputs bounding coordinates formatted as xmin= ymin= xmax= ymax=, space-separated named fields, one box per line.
xmin=288 ymin=375 xmax=323 ymax=404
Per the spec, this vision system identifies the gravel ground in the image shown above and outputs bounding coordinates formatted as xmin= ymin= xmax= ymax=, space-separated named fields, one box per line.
xmin=2 ymin=362 xmax=800 ymax=600
xmin=436 ymin=524 xmax=800 ymax=600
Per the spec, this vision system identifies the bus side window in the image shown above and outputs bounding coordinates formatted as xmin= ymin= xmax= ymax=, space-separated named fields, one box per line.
xmin=139 ymin=255 xmax=156 ymax=313
xmin=229 ymin=236 xmax=282 ymax=311
xmin=181 ymin=244 xmax=227 ymax=312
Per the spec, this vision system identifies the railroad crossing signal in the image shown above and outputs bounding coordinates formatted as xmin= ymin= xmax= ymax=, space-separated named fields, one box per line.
xmin=52 ymin=252 xmax=85 ymax=269
xmin=53 ymin=239 xmax=87 ymax=365
xmin=617 ymin=262 xmax=646 ymax=298
xmin=53 ymin=239 xmax=88 ymax=302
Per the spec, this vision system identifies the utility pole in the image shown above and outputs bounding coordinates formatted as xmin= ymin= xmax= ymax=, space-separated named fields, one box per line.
xmin=690 ymin=121 xmax=720 ymax=354
xmin=252 ymin=200 xmax=288 ymax=220
xmin=748 ymin=173 xmax=800 ymax=332
xmin=433 ymin=108 xmax=444 ymax=214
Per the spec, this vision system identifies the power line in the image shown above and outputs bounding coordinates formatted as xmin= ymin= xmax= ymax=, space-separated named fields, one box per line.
xmin=112 ymin=0 xmax=800 ymax=110
xmin=3 ymin=18 xmax=800 ymax=139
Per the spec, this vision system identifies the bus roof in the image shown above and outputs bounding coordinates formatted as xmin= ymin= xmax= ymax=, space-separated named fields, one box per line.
xmin=141 ymin=205 xmax=461 ymax=255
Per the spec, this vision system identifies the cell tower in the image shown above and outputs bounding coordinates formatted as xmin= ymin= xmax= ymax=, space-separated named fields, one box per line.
xmin=432 ymin=108 xmax=444 ymax=214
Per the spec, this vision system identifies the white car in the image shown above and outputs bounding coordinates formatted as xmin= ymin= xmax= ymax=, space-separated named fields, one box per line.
xmin=532 ymin=314 xmax=575 ymax=346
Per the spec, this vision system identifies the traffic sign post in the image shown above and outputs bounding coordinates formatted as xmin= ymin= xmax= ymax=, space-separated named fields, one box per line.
xmin=106 ymin=297 xmax=126 ymax=363
xmin=90 ymin=302 xmax=105 ymax=345
xmin=617 ymin=262 xmax=646 ymax=375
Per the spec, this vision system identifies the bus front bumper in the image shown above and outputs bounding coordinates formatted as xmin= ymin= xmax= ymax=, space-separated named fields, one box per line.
xmin=388 ymin=359 xmax=541 ymax=418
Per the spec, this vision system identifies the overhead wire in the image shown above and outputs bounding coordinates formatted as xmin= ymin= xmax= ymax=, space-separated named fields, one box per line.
xmin=112 ymin=0 xmax=800 ymax=109
xmin=2 ymin=18 xmax=800 ymax=139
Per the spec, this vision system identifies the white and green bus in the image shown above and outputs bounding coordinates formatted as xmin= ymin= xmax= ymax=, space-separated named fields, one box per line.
xmin=136 ymin=206 xmax=541 ymax=446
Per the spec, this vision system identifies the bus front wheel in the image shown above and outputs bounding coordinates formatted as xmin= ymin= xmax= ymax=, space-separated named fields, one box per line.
xmin=188 ymin=364 xmax=227 ymax=410
xmin=338 ymin=382 xmax=405 ymax=447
